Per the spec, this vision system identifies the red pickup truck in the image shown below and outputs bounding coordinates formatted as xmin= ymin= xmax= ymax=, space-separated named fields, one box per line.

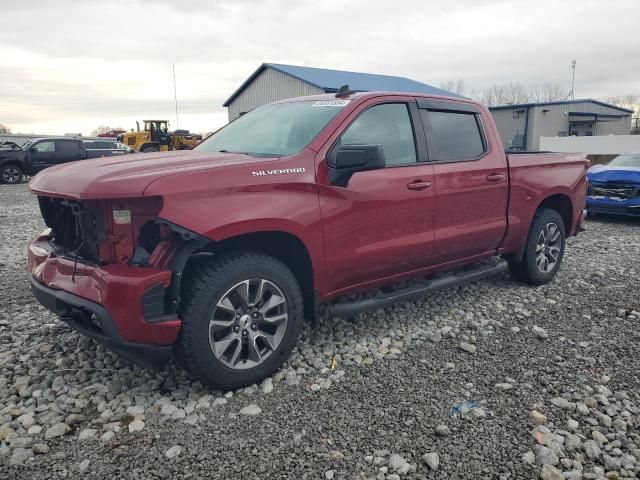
xmin=27 ymin=91 xmax=588 ymax=389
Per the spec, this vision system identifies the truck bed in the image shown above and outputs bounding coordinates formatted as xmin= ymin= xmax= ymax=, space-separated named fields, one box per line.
xmin=499 ymin=151 xmax=588 ymax=255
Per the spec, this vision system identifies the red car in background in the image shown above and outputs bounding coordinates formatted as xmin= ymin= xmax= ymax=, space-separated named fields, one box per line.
xmin=97 ymin=129 xmax=126 ymax=138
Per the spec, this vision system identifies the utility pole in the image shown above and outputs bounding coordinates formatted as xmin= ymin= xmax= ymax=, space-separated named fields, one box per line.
xmin=568 ymin=60 xmax=576 ymax=100
xmin=172 ymin=64 xmax=179 ymax=130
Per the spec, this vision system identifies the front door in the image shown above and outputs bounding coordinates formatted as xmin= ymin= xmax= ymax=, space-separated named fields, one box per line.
xmin=417 ymin=100 xmax=509 ymax=264
xmin=318 ymin=100 xmax=436 ymax=294
xmin=28 ymin=140 xmax=57 ymax=173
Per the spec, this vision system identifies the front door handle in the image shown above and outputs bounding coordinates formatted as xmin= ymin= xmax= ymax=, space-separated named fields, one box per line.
xmin=486 ymin=173 xmax=504 ymax=182
xmin=407 ymin=180 xmax=432 ymax=191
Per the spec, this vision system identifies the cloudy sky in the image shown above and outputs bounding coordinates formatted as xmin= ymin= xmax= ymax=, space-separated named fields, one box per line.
xmin=1 ymin=0 xmax=638 ymax=135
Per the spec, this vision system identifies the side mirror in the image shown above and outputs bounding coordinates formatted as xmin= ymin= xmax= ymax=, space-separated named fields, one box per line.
xmin=29 ymin=147 xmax=38 ymax=153
xmin=327 ymin=144 xmax=385 ymax=187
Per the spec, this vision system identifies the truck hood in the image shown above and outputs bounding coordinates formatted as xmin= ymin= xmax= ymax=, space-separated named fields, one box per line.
xmin=587 ymin=165 xmax=640 ymax=184
xmin=29 ymin=151 xmax=273 ymax=199
xmin=0 ymin=150 xmax=26 ymax=162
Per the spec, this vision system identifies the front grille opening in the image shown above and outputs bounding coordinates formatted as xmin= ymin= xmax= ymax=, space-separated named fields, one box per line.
xmin=38 ymin=196 xmax=105 ymax=261
xmin=591 ymin=182 xmax=639 ymax=199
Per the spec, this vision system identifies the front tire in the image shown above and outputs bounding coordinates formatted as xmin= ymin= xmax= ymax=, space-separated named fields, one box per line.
xmin=508 ymin=208 xmax=566 ymax=285
xmin=175 ymin=251 xmax=303 ymax=390
xmin=0 ymin=164 xmax=24 ymax=184
xmin=141 ymin=145 xmax=160 ymax=153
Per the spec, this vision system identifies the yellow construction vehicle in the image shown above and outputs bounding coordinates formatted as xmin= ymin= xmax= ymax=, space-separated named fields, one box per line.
xmin=118 ymin=120 xmax=202 ymax=153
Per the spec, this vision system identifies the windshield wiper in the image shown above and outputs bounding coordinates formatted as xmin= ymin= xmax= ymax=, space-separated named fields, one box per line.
xmin=217 ymin=149 xmax=248 ymax=155
xmin=216 ymin=149 xmax=280 ymax=158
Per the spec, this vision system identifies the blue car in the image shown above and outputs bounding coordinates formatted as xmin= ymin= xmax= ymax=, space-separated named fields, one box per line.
xmin=587 ymin=152 xmax=640 ymax=217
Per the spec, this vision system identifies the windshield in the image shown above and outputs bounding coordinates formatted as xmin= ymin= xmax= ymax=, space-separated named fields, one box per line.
xmin=195 ymin=100 xmax=349 ymax=157
xmin=21 ymin=140 xmax=33 ymax=150
xmin=608 ymin=152 xmax=640 ymax=167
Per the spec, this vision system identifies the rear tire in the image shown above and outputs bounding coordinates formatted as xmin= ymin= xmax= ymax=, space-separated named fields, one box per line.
xmin=174 ymin=251 xmax=303 ymax=390
xmin=0 ymin=164 xmax=24 ymax=184
xmin=141 ymin=145 xmax=159 ymax=153
xmin=508 ymin=208 xmax=566 ymax=285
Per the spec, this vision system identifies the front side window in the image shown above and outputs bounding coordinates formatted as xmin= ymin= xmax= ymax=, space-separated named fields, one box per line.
xmin=339 ymin=103 xmax=417 ymax=166
xmin=196 ymin=100 xmax=348 ymax=157
xmin=422 ymin=110 xmax=485 ymax=161
xmin=32 ymin=141 xmax=55 ymax=153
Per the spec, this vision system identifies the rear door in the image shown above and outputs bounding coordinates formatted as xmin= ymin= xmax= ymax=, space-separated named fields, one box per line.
xmin=85 ymin=140 xmax=126 ymax=158
xmin=317 ymin=99 xmax=436 ymax=293
xmin=417 ymin=99 xmax=508 ymax=264
xmin=55 ymin=139 xmax=86 ymax=163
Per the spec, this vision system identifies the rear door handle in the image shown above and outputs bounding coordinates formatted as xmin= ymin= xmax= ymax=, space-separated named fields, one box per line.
xmin=486 ymin=173 xmax=504 ymax=182
xmin=407 ymin=180 xmax=432 ymax=191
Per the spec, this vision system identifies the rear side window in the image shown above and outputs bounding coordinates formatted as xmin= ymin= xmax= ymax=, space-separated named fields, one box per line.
xmin=56 ymin=140 xmax=81 ymax=154
xmin=85 ymin=141 xmax=114 ymax=149
xmin=340 ymin=103 xmax=417 ymax=166
xmin=422 ymin=110 xmax=485 ymax=161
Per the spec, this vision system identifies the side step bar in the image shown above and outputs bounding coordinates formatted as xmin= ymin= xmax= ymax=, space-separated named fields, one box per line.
xmin=330 ymin=259 xmax=508 ymax=318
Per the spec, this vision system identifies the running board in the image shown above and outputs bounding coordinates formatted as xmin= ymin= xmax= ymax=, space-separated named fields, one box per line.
xmin=330 ymin=259 xmax=508 ymax=318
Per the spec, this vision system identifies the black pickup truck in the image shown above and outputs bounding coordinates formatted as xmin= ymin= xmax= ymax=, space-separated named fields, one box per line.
xmin=0 ymin=137 xmax=134 ymax=184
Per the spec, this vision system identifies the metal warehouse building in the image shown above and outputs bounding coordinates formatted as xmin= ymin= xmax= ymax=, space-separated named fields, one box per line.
xmin=489 ymin=100 xmax=633 ymax=151
xmin=223 ymin=63 xmax=456 ymax=121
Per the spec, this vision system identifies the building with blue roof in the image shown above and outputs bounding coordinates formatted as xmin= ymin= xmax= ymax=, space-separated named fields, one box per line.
xmin=223 ymin=63 xmax=457 ymax=121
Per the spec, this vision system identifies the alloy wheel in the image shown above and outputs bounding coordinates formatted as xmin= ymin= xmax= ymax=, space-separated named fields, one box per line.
xmin=536 ymin=222 xmax=562 ymax=273
xmin=2 ymin=167 xmax=21 ymax=184
xmin=208 ymin=278 xmax=288 ymax=370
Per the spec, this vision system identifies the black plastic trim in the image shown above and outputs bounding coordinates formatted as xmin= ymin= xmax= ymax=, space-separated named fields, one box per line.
xmin=156 ymin=219 xmax=201 ymax=241
xmin=330 ymin=260 xmax=508 ymax=317
xmin=408 ymin=101 xmax=430 ymax=163
xmin=417 ymin=99 xmax=482 ymax=113
xmin=142 ymin=282 xmax=167 ymax=322
xmin=162 ymin=228 xmax=209 ymax=314
xmin=29 ymin=274 xmax=171 ymax=370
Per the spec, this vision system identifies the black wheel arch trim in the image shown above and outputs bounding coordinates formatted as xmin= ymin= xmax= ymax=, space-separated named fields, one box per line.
xmin=157 ymin=218 xmax=209 ymax=314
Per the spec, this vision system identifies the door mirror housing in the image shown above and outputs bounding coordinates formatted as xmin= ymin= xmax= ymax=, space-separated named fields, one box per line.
xmin=327 ymin=144 xmax=385 ymax=187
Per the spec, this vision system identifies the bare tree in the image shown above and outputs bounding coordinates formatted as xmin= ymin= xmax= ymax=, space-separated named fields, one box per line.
xmin=90 ymin=125 xmax=124 ymax=136
xmin=607 ymin=95 xmax=640 ymax=117
xmin=528 ymin=83 xmax=566 ymax=102
xmin=477 ymin=83 xmax=529 ymax=107
xmin=439 ymin=79 xmax=466 ymax=96
xmin=0 ymin=123 xmax=12 ymax=134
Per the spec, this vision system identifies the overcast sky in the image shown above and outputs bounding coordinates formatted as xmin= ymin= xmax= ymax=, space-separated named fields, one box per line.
xmin=1 ymin=0 xmax=638 ymax=135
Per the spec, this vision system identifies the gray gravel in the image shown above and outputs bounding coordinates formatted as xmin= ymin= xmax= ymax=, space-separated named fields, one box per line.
xmin=1 ymin=183 xmax=639 ymax=479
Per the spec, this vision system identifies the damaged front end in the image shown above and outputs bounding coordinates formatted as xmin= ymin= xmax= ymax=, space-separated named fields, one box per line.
xmin=587 ymin=180 xmax=640 ymax=216
xmin=28 ymin=195 xmax=206 ymax=369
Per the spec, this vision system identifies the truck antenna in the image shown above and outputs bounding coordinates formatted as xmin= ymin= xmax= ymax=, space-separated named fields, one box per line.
xmin=335 ymin=84 xmax=355 ymax=98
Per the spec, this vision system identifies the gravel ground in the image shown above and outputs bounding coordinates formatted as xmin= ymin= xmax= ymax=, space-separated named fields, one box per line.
xmin=1 ymin=183 xmax=639 ymax=480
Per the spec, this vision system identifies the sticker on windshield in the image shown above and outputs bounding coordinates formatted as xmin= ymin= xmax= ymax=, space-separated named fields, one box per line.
xmin=312 ymin=100 xmax=351 ymax=107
